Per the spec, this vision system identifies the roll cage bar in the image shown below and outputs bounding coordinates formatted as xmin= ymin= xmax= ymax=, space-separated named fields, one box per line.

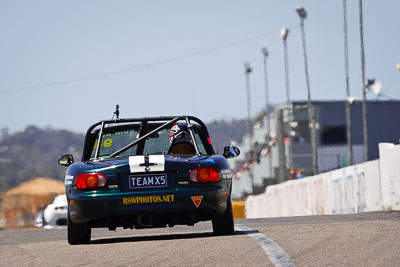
xmin=82 ymin=116 xmax=215 ymax=161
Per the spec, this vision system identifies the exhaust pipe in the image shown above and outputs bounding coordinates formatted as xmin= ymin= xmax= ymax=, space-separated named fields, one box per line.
xmin=136 ymin=213 xmax=153 ymax=228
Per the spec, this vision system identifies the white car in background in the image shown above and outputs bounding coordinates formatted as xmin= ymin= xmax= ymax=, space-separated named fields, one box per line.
xmin=35 ymin=194 xmax=67 ymax=228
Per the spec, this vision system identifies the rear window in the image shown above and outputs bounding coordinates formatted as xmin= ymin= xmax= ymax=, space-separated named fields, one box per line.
xmin=90 ymin=129 xmax=139 ymax=159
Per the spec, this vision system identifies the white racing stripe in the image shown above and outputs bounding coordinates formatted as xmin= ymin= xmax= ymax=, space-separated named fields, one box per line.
xmin=129 ymin=156 xmax=145 ymax=173
xmin=148 ymin=155 xmax=165 ymax=172
xmin=128 ymin=155 xmax=165 ymax=173
xmin=235 ymin=224 xmax=295 ymax=267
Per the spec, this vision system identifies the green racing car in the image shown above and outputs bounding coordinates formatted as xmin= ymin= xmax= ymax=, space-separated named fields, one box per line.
xmin=58 ymin=114 xmax=240 ymax=245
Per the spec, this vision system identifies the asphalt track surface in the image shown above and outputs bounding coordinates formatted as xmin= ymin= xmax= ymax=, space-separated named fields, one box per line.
xmin=1 ymin=211 xmax=400 ymax=266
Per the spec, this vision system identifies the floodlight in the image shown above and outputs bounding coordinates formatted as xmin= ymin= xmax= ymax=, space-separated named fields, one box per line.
xmin=280 ymin=28 xmax=289 ymax=40
xmin=296 ymin=5 xmax=307 ymax=19
xmin=261 ymin=47 xmax=269 ymax=57
xmin=370 ymin=80 xmax=382 ymax=96
xmin=244 ymin=62 xmax=252 ymax=73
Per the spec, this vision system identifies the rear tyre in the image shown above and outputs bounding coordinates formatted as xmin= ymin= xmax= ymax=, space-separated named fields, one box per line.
xmin=212 ymin=195 xmax=234 ymax=235
xmin=67 ymin=210 xmax=91 ymax=245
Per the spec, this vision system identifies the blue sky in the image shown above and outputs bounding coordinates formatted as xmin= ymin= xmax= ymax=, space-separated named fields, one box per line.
xmin=0 ymin=1 xmax=399 ymax=133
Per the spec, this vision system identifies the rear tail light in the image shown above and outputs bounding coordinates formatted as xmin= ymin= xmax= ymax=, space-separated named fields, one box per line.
xmin=190 ymin=167 xmax=220 ymax=183
xmin=75 ymin=173 xmax=107 ymax=189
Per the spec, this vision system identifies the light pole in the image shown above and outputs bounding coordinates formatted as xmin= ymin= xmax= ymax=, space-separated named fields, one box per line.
xmin=244 ymin=62 xmax=254 ymax=187
xmin=244 ymin=62 xmax=253 ymax=144
xmin=280 ymin=28 xmax=291 ymax=103
xmin=296 ymin=5 xmax=318 ymax=175
xmin=261 ymin=47 xmax=273 ymax=177
xmin=280 ymin=27 xmax=293 ymax=173
xmin=359 ymin=0 xmax=368 ymax=162
xmin=362 ymin=79 xmax=381 ymax=154
xmin=342 ymin=0 xmax=353 ymax=165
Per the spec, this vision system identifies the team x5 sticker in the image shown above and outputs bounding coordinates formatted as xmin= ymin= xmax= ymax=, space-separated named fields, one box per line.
xmin=191 ymin=196 xmax=203 ymax=208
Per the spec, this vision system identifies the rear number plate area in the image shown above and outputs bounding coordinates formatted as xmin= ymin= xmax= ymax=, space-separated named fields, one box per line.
xmin=128 ymin=174 xmax=167 ymax=189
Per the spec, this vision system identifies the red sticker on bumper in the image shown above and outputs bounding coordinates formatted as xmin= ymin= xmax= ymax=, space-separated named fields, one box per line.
xmin=191 ymin=196 xmax=203 ymax=208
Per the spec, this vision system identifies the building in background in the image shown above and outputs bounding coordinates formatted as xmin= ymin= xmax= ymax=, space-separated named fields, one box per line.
xmin=231 ymin=100 xmax=400 ymax=200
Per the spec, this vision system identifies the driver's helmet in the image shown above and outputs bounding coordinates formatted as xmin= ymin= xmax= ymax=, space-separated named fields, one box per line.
xmin=168 ymin=123 xmax=192 ymax=144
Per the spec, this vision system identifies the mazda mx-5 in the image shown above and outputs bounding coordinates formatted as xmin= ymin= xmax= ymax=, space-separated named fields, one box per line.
xmin=58 ymin=112 xmax=240 ymax=245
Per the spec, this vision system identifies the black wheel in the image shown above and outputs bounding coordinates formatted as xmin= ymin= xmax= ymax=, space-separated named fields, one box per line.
xmin=212 ymin=195 xmax=234 ymax=235
xmin=67 ymin=210 xmax=91 ymax=245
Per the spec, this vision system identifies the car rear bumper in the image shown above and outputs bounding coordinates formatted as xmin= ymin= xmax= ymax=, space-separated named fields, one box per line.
xmin=68 ymin=185 xmax=229 ymax=225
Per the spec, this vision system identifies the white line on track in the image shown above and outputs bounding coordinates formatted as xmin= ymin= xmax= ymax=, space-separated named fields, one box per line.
xmin=235 ymin=224 xmax=295 ymax=267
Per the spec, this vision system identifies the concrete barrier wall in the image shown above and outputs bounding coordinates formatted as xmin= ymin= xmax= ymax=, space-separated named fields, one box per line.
xmin=378 ymin=143 xmax=400 ymax=210
xmin=245 ymin=142 xmax=400 ymax=218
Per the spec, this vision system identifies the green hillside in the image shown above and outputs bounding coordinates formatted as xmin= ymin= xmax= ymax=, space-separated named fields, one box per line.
xmin=0 ymin=126 xmax=84 ymax=192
